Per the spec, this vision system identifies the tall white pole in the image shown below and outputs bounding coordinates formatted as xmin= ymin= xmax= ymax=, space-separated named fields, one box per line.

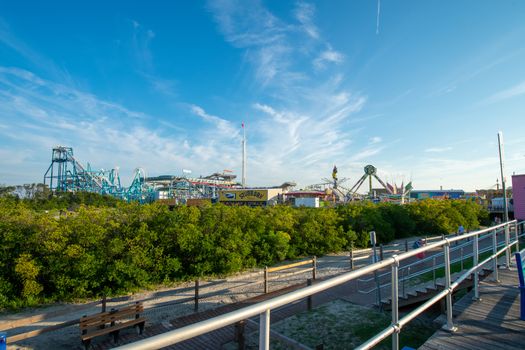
xmin=242 ymin=122 xmax=246 ymax=188
xmin=497 ymin=131 xmax=509 ymax=223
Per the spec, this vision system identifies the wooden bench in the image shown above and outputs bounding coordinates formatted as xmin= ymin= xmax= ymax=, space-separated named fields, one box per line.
xmin=80 ymin=301 xmax=146 ymax=349
xmin=514 ymin=249 xmax=525 ymax=320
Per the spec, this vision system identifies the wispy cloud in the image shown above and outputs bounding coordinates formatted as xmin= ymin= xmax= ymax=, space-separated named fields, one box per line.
xmin=205 ymin=1 xmax=372 ymax=185
xmin=0 ymin=18 xmax=75 ymax=86
xmin=130 ymin=20 xmax=178 ymax=98
xmin=369 ymin=136 xmax=382 ymax=144
xmin=190 ymin=104 xmax=239 ymax=138
xmin=294 ymin=2 xmax=319 ymax=39
xmin=0 ymin=67 xmax=239 ymax=184
xmin=313 ymin=46 xmax=344 ymax=69
xmin=487 ymin=80 xmax=525 ymax=103
xmin=424 ymin=146 xmax=453 ymax=153
xmin=208 ymin=0 xmax=343 ymax=87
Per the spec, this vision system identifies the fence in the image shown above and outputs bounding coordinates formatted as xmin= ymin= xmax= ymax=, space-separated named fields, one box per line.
xmin=357 ymin=225 xmax=520 ymax=297
xmin=114 ymin=220 xmax=523 ymax=350
xmin=2 ymin=257 xmax=318 ymax=344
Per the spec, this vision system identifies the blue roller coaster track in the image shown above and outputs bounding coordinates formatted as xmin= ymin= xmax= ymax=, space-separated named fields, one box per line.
xmin=43 ymin=146 xmax=155 ymax=203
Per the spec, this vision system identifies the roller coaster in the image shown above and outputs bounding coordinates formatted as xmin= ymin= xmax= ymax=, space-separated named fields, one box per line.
xmin=43 ymin=146 xmax=155 ymax=202
xmin=43 ymin=146 xmax=239 ymax=203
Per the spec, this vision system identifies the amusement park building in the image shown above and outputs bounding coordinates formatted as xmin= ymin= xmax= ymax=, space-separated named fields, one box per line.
xmin=512 ymin=174 xmax=525 ymax=221
xmin=217 ymin=188 xmax=284 ymax=206
xmin=409 ymin=189 xmax=465 ymax=200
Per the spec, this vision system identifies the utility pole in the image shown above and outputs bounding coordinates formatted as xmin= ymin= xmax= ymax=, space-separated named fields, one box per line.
xmin=242 ymin=122 xmax=246 ymax=188
xmin=497 ymin=132 xmax=509 ymax=223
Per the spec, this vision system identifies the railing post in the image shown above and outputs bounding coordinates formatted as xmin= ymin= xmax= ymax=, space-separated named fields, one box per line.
xmin=432 ymin=257 xmax=437 ymax=288
xmin=307 ymin=279 xmax=313 ymax=311
xmin=515 ymin=221 xmax=520 ymax=252
xmin=259 ymin=309 xmax=270 ymax=350
xmin=492 ymin=229 xmax=500 ymax=282
xmin=350 ymin=246 xmax=355 ymax=270
xmin=380 ymin=244 xmax=384 ymax=261
xmin=505 ymin=224 xmax=511 ymax=268
xmin=391 ymin=256 xmax=400 ymax=350
xmin=264 ymin=267 xmax=269 ymax=294
xmin=402 ymin=268 xmax=406 ymax=298
xmin=405 ymin=240 xmax=408 ymax=252
xmin=442 ymin=241 xmax=457 ymax=332
xmin=102 ymin=295 xmax=107 ymax=313
xmin=235 ymin=320 xmax=245 ymax=350
xmin=312 ymin=256 xmax=317 ymax=280
xmin=194 ymin=280 xmax=199 ymax=312
xmin=460 ymin=247 xmax=464 ymax=271
xmin=472 ymin=234 xmax=481 ymax=301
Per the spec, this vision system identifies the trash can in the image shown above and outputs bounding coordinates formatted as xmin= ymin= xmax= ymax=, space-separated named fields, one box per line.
xmin=0 ymin=332 xmax=6 ymax=350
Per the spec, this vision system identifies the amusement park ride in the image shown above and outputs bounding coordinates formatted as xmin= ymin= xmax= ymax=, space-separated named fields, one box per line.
xmin=43 ymin=146 xmax=412 ymax=204
xmin=43 ymin=146 xmax=156 ymax=202
xmin=306 ymin=164 xmax=412 ymax=203
xmin=43 ymin=146 xmax=237 ymax=203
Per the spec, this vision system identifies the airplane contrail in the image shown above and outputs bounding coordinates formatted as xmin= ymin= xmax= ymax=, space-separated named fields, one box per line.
xmin=376 ymin=0 xmax=381 ymax=34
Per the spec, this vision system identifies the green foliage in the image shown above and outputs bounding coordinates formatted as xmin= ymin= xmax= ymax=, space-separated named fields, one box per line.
xmin=0 ymin=195 xmax=488 ymax=310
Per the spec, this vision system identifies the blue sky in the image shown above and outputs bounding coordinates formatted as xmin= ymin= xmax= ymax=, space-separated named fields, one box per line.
xmin=0 ymin=1 xmax=524 ymax=191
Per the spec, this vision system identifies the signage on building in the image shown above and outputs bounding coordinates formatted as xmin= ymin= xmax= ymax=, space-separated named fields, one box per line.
xmin=219 ymin=189 xmax=269 ymax=202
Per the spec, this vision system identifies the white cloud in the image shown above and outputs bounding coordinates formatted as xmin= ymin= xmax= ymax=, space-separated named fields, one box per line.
xmin=369 ymin=136 xmax=382 ymax=144
xmin=190 ymin=104 xmax=239 ymax=138
xmin=0 ymin=67 xmax=240 ymax=185
xmin=294 ymin=2 xmax=319 ymax=39
xmin=313 ymin=47 xmax=344 ymax=69
xmin=424 ymin=147 xmax=453 ymax=153
xmin=208 ymin=0 xmax=342 ymax=87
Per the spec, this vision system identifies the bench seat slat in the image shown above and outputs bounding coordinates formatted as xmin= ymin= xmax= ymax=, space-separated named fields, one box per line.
xmin=80 ymin=307 xmax=143 ymax=330
xmin=80 ymin=304 xmax=143 ymax=323
xmin=81 ymin=317 xmax=146 ymax=341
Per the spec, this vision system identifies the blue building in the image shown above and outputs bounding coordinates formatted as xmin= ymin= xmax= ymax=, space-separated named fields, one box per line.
xmin=410 ymin=189 xmax=465 ymax=200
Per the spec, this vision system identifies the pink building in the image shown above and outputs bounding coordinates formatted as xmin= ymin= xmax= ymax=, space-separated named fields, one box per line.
xmin=512 ymin=174 xmax=525 ymax=221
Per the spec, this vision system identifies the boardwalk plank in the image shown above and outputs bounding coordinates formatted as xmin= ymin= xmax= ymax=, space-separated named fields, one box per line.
xmin=420 ymin=269 xmax=525 ymax=350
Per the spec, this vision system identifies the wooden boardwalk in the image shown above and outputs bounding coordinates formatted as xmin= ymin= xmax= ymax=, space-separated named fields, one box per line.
xmin=420 ymin=268 xmax=525 ymax=350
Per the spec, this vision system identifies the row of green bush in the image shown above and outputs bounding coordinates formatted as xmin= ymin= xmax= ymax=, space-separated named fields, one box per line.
xmin=0 ymin=194 xmax=488 ymax=310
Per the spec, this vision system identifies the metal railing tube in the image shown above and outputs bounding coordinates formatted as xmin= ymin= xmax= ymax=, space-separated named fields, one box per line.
xmin=492 ymin=229 xmax=499 ymax=282
xmin=446 ymin=221 xmax=514 ymax=244
xmin=480 ymin=241 xmax=518 ymax=269
xmin=359 ymin=237 xmax=480 ymax=286
xmin=259 ymin=309 xmax=270 ymax=350
xmin=473 ymin=234 xmax=480 ymax=300
xmin=442 ymin=241 xmax=457 ymax=332
xmin=391 ymin=256 xmax=399 ymax=350
xmin=505 ymin=225 xmax=511 ymax=268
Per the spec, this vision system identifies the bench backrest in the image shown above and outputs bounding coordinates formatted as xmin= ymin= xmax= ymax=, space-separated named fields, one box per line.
xmin=80 ymin=302 xmax=143 ymax=333
xmin=515 ymin=250 xmax=525 ymax=288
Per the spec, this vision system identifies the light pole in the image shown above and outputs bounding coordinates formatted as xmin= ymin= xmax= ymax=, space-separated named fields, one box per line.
xmin=497 ymin=131 xmax=509 ymax=223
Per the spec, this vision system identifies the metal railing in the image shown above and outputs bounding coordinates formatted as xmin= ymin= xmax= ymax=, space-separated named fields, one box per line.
xmin=357 ymin=226 xmax=516 ymax=296
xmin=114 ymin=220 xmax=523 ymax=350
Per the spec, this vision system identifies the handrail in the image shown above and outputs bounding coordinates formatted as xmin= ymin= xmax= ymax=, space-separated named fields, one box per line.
xmin=359 ymin=235 xmax=518 ymax=295
xmin=113 ymin=220 xmax=521 ymax=350
xmin=358 ymin=226 xmax=504 ymax=285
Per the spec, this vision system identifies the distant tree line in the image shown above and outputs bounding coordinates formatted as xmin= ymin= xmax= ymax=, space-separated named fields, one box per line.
xmin=0 ymin=189 xmax=489 ymax=310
